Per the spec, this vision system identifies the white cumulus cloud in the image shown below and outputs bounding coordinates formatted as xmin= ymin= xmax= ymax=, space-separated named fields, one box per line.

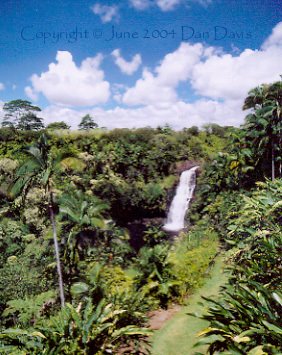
xmin=41 ymin=99 xmax=243 ymax=130
xmin=122 ymin=42 xmax=203 ymax=105
xmin=124 ymin=23 xmax=282 ymax=107
xmin=0 ymin=83 xmax=5 ymax=91
xmin=112 ymin=49 xmax=142 ymax=75
xmin=262 ymin=21 xmax=282 ymax=49
xmin=25 ymin=51 xmax=110 ymax=106
xmin=118 ymin=22 xmax=282 ymax=126
xmin=34 ymin=21 xmax=282 ymax=130
xmin=41 ymin=105 xmax=84 ymax=128
xmin=190 ymin=45 xmax=282 ymax=101
xmin=25 ymin=86 xmax=38 ymax=101
xmin=90 ymin=3 xmax=119 ymax=23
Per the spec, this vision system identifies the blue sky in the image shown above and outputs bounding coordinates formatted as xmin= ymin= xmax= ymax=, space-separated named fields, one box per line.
xmin=0 ymin=0 xmax=281 ymax=129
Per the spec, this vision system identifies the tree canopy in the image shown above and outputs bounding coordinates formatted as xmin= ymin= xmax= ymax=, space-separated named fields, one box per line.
xmin=78 ymin=114 xmax=98 ymax=130
xmin=2 ymin=99 xmax=42 ymax=130
xmin=242 ymin=79 xmax=282 ymax=180
xmin=46 ymin=121 xmax=70 ymax=130
xmin=17 ymin=113 xmax=44 ymax=131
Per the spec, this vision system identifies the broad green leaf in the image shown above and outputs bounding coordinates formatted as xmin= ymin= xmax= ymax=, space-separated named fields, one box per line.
xmin=70 ymin=282 xmax=89 ymax=296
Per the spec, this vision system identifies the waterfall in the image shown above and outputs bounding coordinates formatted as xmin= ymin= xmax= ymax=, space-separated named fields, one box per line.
xmin=163 ymin=166 xmax=198 ymax=232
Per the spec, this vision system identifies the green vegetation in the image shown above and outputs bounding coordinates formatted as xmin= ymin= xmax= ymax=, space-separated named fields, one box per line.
xmin=189 ymin=80 xmax=282 ymax=354
xmin=152 ymin=257 xmax=228 ymax=355
xmin=243 ymin=81 xmax=282 ymax=180
xmin=0 ymin=121 xmax=226 ymax=353
xmin=0 ymin=79 xmax=281 ymax=354
xmin=194 ymin=180 xmax=282 ymax=354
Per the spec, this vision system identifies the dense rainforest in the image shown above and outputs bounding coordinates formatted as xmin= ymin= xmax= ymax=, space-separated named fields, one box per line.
xmin=0 ymin=79 xmax=281 ymax=354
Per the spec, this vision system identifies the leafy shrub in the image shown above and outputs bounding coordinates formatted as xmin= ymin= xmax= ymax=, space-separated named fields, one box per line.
xmin=0 ymin=299 xmax=152 ymax=354
xmin=0 ymin=219 xmax=26 ymax=265
xmin=196 ymin=179 xmax=282 ymax=354
xmin=169 ymin=229 xmax=219 ymax=301
xmin=100 ymin=265 xmax=134 ymax=296
xmin=134 ymin=244 xmax=179 ymax=308
xmin=196 ymin=283 xmax=282 ymax=354
xmin=143 ymin=224 xmax=168 ymax=247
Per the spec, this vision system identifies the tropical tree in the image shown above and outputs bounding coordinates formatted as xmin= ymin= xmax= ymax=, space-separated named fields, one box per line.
xmin=59 ymin=190 xmax=108 ymax=233
xmin=59 ymin=190 xmax=109 ymax=289
xmin=203 ymin=123 xmax=226 ymax=137
xmin=78 ymin=114 xmax=98 ymax=130
xmin=11 ymin=134 xmax=80 ymax=308
xmin=185 ymin=126 xmax=199 ymax=136
xmin=17 ymin=113 xmax=44 ymax=131
xmin=243 ymin=80 xmax=282 ymax=180
xmin=46 ymin=121 xmax=70 ymax=130
xmin=2 ymin=99 xmax=41 ymax=129
xmin=227 ymin=130 xmax=255 ymax=186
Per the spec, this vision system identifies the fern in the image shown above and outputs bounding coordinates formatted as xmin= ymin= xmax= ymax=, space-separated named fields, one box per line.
xmin=2 ymin=291 xmax=56 ymax=326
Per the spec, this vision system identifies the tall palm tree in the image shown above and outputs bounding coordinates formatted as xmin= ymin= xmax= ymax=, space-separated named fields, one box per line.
xmin=11 ymin=134 xmax=81 ymax=308
xmin=59 ymin=190 xmax=109 ymax=233
xmin=265 ymin=80 xmax=282 ymax=178
xmin=243 ymin=84 xmax=269 ymax=111
xmin=243 ymin=80 xmax=282 ymax=181
xmin=59 ymin=190 xmax=109 ymax=296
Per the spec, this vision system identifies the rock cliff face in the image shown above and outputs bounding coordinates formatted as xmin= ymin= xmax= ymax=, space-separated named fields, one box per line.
xmin=173 ymin=160 xmax=201 ymax=174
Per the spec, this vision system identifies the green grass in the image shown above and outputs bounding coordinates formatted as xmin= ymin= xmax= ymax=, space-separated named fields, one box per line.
xmin=151 ymin=256 xmax=228 ymax=355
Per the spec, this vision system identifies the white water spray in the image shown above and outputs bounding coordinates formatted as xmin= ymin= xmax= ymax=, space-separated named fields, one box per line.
xmin=163 ymin=166 xmax=198 ymax=232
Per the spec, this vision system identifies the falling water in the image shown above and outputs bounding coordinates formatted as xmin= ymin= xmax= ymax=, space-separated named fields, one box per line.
xmin=163 ymin=166 xmax=198 ymax=232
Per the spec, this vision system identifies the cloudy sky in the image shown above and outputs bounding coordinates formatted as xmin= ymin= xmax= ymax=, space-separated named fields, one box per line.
xmin=0 ymin=0 xmax=281 ymax=129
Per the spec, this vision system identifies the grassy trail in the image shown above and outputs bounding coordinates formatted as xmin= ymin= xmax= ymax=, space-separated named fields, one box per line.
xmin=151 ymin=256 xmax=228 ymax=355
